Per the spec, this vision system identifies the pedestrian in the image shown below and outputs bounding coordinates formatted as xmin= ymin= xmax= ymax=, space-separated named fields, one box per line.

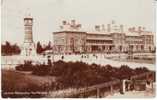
xmin=61 ymin=55 xmax=64 ymax=60
xmin=47 ymin=56 xmax=52 ymax=66
xmin=81 ymin=55 xmax=83 ymax=58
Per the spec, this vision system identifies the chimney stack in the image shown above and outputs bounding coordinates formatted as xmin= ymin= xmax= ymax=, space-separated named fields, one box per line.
xmin=138 ymin=26 xmax=142 ymax=33
xmin=111 ymin=20 xmax=115 ymax=24
xmin=76 ymin=24 xmax=81 ymax=30
xmin=71 ymin=20 xmax=76 ymax=26
xmin=128 ymin=27 xmax=136 ymax=33
xmin=62 ymin=20 xmax=67 ymax=25
xmin=102 ymin=24 xmax=105 ymax=31
xmin=120 ymin=25 xmax=124 ymax=33
xmin=95 ymin=25 xmax=100 ymax=31
xmin=107 ymin=24 xmax=111 ymax=32
xmin=132 ymin=27 xmax=135 ymax=32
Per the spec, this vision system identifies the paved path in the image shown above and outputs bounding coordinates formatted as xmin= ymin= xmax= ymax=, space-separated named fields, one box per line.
xmin=1 ymin=54 xmax=155 ymax=70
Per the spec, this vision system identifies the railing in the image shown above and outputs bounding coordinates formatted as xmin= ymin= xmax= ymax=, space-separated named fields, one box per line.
xmin=130 ymin=71 xmax=155 ymax=82
xmin=51 ymin=71 xmax=154 ymax=98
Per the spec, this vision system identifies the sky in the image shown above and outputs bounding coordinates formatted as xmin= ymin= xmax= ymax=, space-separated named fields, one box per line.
xmin=1 ymin=0 xmax=156 ymax=44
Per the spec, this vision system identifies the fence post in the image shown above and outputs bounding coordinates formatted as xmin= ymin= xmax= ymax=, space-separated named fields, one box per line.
xmin=110 ymin=85 xmax=113 ymax=94
xmin=96 ymin=88 xmax=100 ymax=98
xmin=121 ymin=80 xmax=126 ymax=94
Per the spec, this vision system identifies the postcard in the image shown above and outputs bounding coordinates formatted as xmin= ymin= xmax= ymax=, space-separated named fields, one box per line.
xmin=1 ymin=0 xmax=156 ymax=98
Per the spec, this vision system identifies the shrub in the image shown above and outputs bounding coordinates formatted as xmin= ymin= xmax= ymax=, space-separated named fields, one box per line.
xmin=15 ymin=61 xmax=34 ymax=71
xmin=15 ymin=60 xmax=151 ymax=90
xmin=32 ymin=65 xmax=51 ymax=76
xmin=135 ymin=67 xmax=149 ymax=74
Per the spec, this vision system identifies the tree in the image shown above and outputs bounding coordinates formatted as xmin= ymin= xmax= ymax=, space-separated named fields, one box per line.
xmin=46 ymin=41 xmax=52 ymax=50
xmin=12 ymin=44 xmax=21 ymax=54
xmin=36 ymin=41 xmax=43 ymax=54
xmin=42 ymin=41 xmax=52 ymax=52
xmin=1 ymin=41 xmax=21 ymax=55
xmin=5 ymin=41 xmax=12 ymax=54
xmin=1 ymin=44 xmax=6 ymax=55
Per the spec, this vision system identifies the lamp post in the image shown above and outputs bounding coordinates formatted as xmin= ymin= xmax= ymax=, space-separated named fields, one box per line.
xmin=52 ymin=46 xmax=54 ymax=64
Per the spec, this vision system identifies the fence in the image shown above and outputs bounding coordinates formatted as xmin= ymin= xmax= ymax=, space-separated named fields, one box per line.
xmin=51 ymin=71 xmax=155 ymax=98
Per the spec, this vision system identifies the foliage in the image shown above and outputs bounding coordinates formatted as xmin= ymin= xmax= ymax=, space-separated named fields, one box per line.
xmin=15 ymin=60 xmax=151 ymax=90
xmin=36 ymin=41 xmax=52 ymax=54
xmin=36 ymin=41 xmax=43 ymax=54
xmin=32 ymin=65 xmax=51 ymax=76
xmin=1 ymin=41 xmax=21 ymax=55
xmin=16 ymin=61 xmax=34 ymax=71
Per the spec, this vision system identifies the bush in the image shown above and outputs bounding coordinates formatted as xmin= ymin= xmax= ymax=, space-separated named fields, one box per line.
xmin=16 ymin=60 xmax=151 ymax=90
xmin=16 ymin=61 xmax=34 ymax=71
xmin=135 ymin=67 xmax=149 ymax=74
xmin=116 ymin=65 xmax=135 ymax=79
xmin=32 ymin=65 xmax=51 ymax=76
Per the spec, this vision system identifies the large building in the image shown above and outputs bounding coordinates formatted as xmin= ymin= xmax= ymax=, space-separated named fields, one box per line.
xmin=53 ymin=20 xmax=155 ymax=54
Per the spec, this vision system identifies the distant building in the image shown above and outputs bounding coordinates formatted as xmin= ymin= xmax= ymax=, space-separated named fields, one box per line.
xmin=53 ymin=20 xmax=155 ymax=54
xmin=21 ymin=15 xmax=36 ymax=56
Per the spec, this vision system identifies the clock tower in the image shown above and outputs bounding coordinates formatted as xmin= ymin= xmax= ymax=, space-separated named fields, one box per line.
xmin=21 ymin=15 xmax=36 ymax=56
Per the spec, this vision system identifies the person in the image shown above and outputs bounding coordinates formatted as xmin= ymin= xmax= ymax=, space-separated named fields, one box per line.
xmin=61 ymin=55 xmax=64 ymax=60
xmin=81 ymin=55 xmax=83 ymax=58
xmin=47 ymin=56 xmax=52 ymax=66
xmin=96 ymin=55 xmax=98 ymax=59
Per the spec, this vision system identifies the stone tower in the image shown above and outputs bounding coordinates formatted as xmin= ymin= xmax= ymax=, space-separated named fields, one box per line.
xmin=21 ymin=15 xmax=36 ymax=56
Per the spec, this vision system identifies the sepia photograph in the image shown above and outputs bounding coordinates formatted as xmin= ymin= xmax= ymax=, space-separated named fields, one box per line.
xmin=1 ymin=0 xmax=156 ymax=98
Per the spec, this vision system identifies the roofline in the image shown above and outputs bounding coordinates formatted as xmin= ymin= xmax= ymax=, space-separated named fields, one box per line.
xmin=86 ymin=32 xmax=111 ymax=35
xmin=53 ymin=31 xmax=87 ymax=34
xmin=24 ymin=18 xmax=33 ymax=20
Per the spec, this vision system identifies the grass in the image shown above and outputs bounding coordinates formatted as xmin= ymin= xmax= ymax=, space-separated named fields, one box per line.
xmin=1 ymin=69 xmax=55 ymax=98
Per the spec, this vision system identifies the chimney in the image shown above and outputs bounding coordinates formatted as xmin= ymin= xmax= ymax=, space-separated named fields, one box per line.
xmin=128 ymin=27 xmax=136 ymax=33
xmin=138 ymin=26 xmax=142 ymax=33
xmin=132 ymin=27 xmax=135 ymax=32
xmin=78 ymin=24 xmax=81 ymax=28
xmin=76 ymin=24 xmax=81 ymax=30
xmin=60 ymin=25 xmax=63 ymax=29
xmin=62 ymin=20 xmax=67 ymax=25
xmin=71 ymin=20 xmax=76 ymax=26
xmin=120 ymin=25 xmax=124 ymax=33
xmin=95 ymin=25 xmax=100 ymax=31
xmin=102 ymin=24 xmax=105 ymax=31
xmin=111 ymin=20 xmax=115 ymax=24
xmin=107 ymin=24 xmax=111 ymax=32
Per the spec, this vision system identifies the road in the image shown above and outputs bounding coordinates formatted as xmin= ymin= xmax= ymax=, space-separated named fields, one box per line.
xmin=1 ymin=54 xmax=155 ymax=70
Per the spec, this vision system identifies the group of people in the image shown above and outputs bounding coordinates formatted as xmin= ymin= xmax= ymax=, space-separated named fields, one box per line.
xmin=41 ymin=53 xmax=113 ymax=66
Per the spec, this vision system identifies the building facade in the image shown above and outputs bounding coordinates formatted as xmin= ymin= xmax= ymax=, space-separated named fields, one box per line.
xmin=53 ymin=20 xmax=155 ymax=54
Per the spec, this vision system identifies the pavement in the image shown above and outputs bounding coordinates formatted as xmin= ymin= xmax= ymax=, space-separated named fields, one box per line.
xmin=1 ymin=53 xmax=155 ymax=71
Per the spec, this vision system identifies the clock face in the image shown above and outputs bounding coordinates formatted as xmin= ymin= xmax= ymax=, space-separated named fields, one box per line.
xmin=24 ymin=20 xmax=32 ymax=25
xmin=24 ymin=20 xmax=28 ymax=24
xmin=29 ymin=20 xmax=32 ymax=24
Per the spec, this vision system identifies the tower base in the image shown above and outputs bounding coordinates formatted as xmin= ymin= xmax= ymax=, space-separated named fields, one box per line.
xmin=21 ymin=42 xmax=36 ymax=56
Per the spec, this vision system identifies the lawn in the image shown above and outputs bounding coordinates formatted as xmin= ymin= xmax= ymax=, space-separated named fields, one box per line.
xmin=1 ymin=69 xmax=55 ymax=98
